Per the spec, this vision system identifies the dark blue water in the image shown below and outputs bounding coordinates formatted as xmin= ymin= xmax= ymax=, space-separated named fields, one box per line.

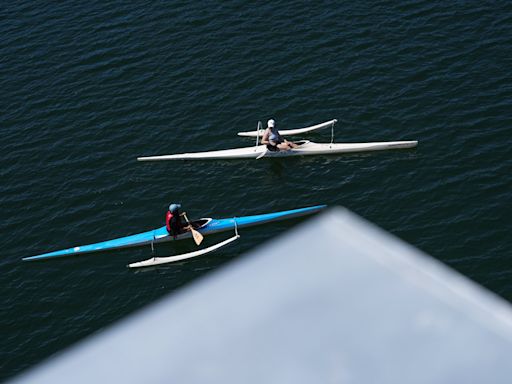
xmin=1 ymin=1 xmax=511 ymax=380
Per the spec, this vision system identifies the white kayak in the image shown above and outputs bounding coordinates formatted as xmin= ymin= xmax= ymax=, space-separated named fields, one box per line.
xmin=237 ymin=119 xmax=337 ymax=137
xmin=137 ymin=140 xmax=418 ymax=161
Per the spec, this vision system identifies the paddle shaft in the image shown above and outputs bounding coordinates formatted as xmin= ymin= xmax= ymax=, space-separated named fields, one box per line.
xmin=182 ymin=213 xmax=204 ymax=245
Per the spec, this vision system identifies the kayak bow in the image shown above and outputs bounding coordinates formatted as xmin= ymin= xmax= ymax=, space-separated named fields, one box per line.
xmin=23 ymin=205 xmax=326 ymax=261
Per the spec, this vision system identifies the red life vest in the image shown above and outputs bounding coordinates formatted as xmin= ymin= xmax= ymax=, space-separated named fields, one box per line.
xmin=165 ymin=211 xmax=174 ymax=233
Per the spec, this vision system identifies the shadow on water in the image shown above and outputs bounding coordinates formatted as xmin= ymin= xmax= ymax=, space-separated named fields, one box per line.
xmin=268 ymin=159 xmax=286 ymax=177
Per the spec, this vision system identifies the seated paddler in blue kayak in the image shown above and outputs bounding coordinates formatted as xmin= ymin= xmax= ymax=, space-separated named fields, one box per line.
xmin=165 ymin=203 xmax=204 ymax=245
xmin=261 ymin=119 xmax=299 ymax=151
xmin=166 ymin=203 xmax=188 ymax=238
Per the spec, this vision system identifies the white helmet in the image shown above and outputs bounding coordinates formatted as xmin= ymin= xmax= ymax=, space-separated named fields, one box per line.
xmin=267 ymin=119 xmax=275 ymax=128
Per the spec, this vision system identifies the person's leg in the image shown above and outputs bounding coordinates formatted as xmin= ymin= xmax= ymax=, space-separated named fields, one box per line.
xmin=277 ymin=142 xmax=291 ymax=150
xmin=278 ymin=141 xmax=298 ymax=150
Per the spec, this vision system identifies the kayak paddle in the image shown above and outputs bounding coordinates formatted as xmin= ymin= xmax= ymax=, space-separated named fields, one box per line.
xmin=183 ymin=213 xmax=204 ymax=245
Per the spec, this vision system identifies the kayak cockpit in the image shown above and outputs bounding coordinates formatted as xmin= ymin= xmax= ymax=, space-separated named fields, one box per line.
xmin=189 ymin=218 xmax=212 ymax=230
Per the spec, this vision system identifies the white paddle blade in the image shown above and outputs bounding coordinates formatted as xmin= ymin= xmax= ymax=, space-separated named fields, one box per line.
xmin=256 ymin=149 xmax=267 ymax=160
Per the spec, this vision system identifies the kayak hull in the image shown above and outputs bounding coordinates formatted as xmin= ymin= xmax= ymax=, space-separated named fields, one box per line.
xmin=137 ymin=140 xmax=418 ymax=161
xmin=23 ymin=205 xmax=326 ymax=261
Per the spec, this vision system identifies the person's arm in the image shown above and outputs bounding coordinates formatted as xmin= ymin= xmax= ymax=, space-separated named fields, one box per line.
xmin=179 ymin=212 xmax=192 ymax=229
xmin=277 ymin=131 xmax=285 ymax=142
xmin=261 ymin=129 xmax=270 ymax=145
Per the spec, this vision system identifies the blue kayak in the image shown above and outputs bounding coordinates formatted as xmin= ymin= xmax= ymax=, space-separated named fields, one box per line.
xmin=23 ymin=205 xmax=326 ymax=261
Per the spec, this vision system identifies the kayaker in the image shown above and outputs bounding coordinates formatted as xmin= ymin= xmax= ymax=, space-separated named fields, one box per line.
xmin=166 ymin=203 xmax=186 ymax=238
xmin=261 ymin=119 xmax=299 ymax=151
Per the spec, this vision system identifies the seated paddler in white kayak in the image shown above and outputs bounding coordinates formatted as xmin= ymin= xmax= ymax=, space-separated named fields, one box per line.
xmin=261 ymin=119 xmax=299 ymax=151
